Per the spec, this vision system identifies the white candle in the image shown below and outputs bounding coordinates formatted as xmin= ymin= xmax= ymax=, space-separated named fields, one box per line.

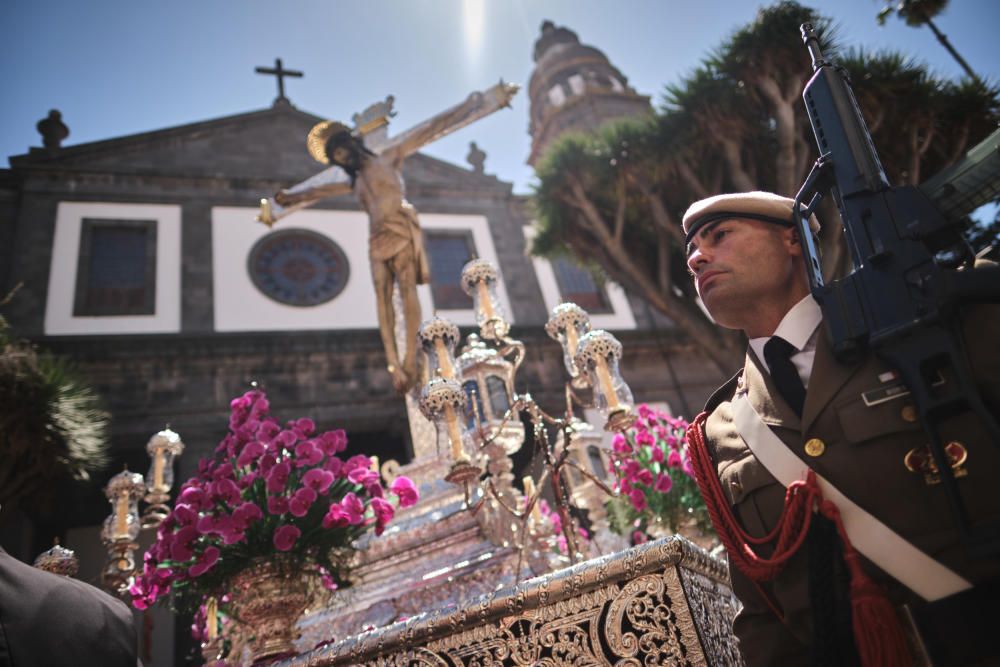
xmin=206 ymin=597 xmax=218 ymax=641
xmin=114 ymin=491 xmax=130 ymax=539
xmin=444 ymin=404 xmax=465 ymax=461
xmin=595 ymin=357 xmax=621 ymax=410
xmin=434 ymin=338 xmax=454 ymax=379
xmin=152 ymin=451 xmax=165 ymax=491
xmin=477 ymin=281 xmax=495 ymax=320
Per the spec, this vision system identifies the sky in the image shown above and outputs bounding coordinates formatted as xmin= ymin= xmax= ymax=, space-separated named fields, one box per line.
xmin=2 ymin=0 xmax=998 ymax=195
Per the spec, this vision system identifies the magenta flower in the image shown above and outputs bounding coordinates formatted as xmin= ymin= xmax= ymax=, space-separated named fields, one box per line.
xmin=390 ymin=476 xmax=418 ymax=508
xmin=189 ymin=547 xmax=220 ymax=577
xmin=635 ymin=430 xmax=655 ymax=447
xmin=302 ymin=468 xmax=335 ymax=494
xmin=667 ymin=450 xmax=682 ymax=468
xmin=650 ymin=445 xmax=664 ymax=463
xmin=291 ymin=417 xmax=316 ymax=437
xmin=266 ymin=461 xmax=291 ymax=493
xmin=178 ymin=486 xmax=210 ymax=511
xmin=276 ymin=429 xmax=298 ymax=449
xmin=322 ymin=504 xmax=351 ymax=528
xmin=371 ymin=497 xmax=394 ymax=535
xmin=257 ymin=419 xmax=281 ymax=443
xmin=628 ymin=488 xmax=648 ymax=512
xmin=232 ymin=501 xmax=263 ymax=529
xmin=237 ymin=441 xmax=265 ymax=467
xmin=325 ymin=456 xmax=344 ymax=476
xmin=267 ymin=495 xmax=289 ymax=515
xmin=340 ymin=492 xmax=365 ymax=524
xmin=294 ymin=440 xmax=323 ymax=468
xmin=611 ymin=433 xmax=632 ymax=454
xmin=172 ymin=504 xmax=198 ymax=525
xmin=654 ymin=472 xmax=673 ymax=493
xmin=290 ymin=487 xmax=318 ymax=517
xmin=348 ymin=466 xmax=379 ymax=486
xmin=211 ymin=478 xmax=241 ymax=506
xmin=273 ymin=525 xmax=301 ymax=551
xmin=320 ymin=429 xmax=348 ymax=455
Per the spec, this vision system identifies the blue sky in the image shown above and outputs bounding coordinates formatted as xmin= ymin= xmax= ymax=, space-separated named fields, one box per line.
xmin=2 ymin=0 xmax=997 ymax=194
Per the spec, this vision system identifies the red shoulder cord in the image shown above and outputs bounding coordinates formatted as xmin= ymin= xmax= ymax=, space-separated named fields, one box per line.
xmin=687 ymin=411 xmax=911 ymax=667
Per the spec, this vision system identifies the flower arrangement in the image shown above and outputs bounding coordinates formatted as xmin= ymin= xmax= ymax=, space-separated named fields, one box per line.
xmin=606 ymin=404 xmax=712 ymax=543
xmin=129 ymin=388 xmax=418 ymax=613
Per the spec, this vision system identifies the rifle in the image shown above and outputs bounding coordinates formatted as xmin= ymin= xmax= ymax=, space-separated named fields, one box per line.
xmin=794 ymin=23 xmax=1000 ymax=557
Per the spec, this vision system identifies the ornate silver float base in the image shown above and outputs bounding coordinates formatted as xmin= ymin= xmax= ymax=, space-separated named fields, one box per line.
xmin=279 ymin=536 xmax=743 ymax=666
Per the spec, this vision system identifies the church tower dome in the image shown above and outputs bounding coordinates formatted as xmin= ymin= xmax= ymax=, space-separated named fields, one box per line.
xmin=527 ymin=21 xmax=651 ymax=166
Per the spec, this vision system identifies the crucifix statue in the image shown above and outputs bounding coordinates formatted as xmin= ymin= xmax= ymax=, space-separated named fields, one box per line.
xmin=258 ymin=81 xmax=519 ymax=393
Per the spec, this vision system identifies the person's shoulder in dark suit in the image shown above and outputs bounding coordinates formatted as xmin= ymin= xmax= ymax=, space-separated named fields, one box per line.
xmin=0 ymin=547 xmax=138 ymax=667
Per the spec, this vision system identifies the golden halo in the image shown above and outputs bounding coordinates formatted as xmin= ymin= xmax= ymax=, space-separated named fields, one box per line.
xmin=306 ymin=120 xmax=352 ymax=164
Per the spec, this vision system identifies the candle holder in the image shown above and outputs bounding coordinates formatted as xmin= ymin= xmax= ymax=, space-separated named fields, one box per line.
xmin=544 ymin=302 xmax=592 ymax=387
xmin=33 ymin=539 xmax=79 ymax=577
xmin=142 ymin=426 xmax=185 ymax=528
xmin=418 ymin=377 xmax=481 ymax=484
xmin=421 ymin=259 xmax=636 ymax=571
xmin=100 ymin=467 xmax=146 ymax=595
xmin=417 ymin=317 xmax=461 ymax=381
xmin=460 ymin=259 xmax=509 ymax=341
xmin=574 ymin=330 xmax=637 ymax=432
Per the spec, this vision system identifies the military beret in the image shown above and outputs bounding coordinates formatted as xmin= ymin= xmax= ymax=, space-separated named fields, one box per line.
xmin=682 ymin=191 xmax=821 ymax=246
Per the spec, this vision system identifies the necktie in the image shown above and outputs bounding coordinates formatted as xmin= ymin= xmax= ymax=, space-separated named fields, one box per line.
xmin=763 ymin=335 xmax=806 ymax=417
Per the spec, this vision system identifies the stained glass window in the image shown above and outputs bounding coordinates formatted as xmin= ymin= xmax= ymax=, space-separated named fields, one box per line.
xmin=73 ymin=219 xmax=156 ymax=316
xmin=425 ymin=231 xmax=476 ymax=309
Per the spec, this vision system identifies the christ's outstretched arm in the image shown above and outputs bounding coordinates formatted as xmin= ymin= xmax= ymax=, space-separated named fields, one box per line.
xmin=257 ymin=165 xmax=353 ymax=226
xmin=383 ymin=81 xmax=519 ymax=161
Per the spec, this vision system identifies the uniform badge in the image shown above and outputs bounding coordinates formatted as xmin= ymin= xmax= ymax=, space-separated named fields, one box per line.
xmin=903 ymin=442 xmax=968 ymax=485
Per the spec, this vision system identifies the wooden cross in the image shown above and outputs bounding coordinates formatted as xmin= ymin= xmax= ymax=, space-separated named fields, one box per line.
xmin=255 ymin=58 xmax=303 ymax=103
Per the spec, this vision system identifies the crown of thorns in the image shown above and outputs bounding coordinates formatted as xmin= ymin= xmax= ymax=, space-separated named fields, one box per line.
xmin=306 ymin=120 xmax=354 ymax=164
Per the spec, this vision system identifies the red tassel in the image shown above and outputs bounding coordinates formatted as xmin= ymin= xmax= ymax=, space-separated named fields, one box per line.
xmin=818 ymin=500 xmax=912 ymax=667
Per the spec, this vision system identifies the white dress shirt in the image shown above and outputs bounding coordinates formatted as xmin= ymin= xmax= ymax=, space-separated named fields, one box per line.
xmin=748 ymin=294 xmax=822 ymax=388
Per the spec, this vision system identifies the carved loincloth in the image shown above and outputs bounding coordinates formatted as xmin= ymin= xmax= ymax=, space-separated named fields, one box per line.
xmin=368 ymin=201 xmax=431 ymax=285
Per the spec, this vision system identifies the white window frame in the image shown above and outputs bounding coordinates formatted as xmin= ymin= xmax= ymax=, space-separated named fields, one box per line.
xmin=45 ymin=202 xmax=181 ymax=335
xmin=419 ymin=214 xmax=513 ymax=327
xmin=524 ymin=225 xmax=635 ymax=330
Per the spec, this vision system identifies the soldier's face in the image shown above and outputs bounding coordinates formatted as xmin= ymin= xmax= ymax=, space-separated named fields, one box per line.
xmin=686 ymin=219 xmax=806 ymax=335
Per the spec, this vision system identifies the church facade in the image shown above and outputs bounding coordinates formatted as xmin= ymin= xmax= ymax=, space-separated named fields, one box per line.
xmin=0 ymin=21 xmax=727 ymax=664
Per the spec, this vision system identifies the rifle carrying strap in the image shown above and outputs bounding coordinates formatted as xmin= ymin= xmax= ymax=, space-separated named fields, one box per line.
xmin=731 ymin=393 xmax=972 ymax=602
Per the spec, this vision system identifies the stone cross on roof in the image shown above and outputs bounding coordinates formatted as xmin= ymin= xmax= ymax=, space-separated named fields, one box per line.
xmin=255 ymin=58 xmax=303 ymax=105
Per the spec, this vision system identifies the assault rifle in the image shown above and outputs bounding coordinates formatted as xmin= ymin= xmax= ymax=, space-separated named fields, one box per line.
xmin=794 ymin=23 xmax=1000 ymax=556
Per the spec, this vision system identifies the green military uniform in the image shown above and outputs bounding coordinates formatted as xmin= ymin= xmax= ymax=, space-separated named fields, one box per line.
xmin=699 ymin=304 xmax=1000 ymax=665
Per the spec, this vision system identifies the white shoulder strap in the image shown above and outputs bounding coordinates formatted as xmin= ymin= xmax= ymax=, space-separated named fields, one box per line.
xmin=731 ymin=393 xmax=971 ymax=602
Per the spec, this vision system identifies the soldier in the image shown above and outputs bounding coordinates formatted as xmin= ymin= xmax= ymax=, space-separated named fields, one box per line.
xmin=682 ymin=191 xmax=1000 ymax=666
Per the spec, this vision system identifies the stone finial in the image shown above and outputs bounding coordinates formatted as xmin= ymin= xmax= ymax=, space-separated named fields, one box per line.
xmin=37 ymin=109 xmax=69 ymax=153
xmin=466 ymin=141 xmax=486 ymax=174
xmin=533 ymin=21 xmax=580 ymax=62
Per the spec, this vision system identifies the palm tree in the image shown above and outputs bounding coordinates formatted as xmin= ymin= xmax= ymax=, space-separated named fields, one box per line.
xmin=532 ymin=1 xmax=998 ymax=377
xmin=0 ymin=306 xmax=110 ymax=518
xmin=877 ymin=0 xmax=985 ymax=86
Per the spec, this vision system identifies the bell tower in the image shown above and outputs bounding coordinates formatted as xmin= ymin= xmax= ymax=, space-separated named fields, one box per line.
xmin=527 ymin=21 xmax=652 ymax=166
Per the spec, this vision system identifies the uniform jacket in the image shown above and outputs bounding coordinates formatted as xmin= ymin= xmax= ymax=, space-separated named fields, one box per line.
xmin=0 ymin=547 xmax=138 ymax=667
xmin=701 ymin=305 xmax=1000 ymax=665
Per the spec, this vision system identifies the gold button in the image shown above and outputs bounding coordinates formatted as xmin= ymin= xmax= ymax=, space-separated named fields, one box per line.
xmin=901 ymin=405 xmax=918 ymax=423
xmin=804 ymin=438 xmax=826 ymax=457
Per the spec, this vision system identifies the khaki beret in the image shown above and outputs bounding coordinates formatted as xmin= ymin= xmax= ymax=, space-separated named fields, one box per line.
xmin=682 ymin=191 xmax=821 ymax=245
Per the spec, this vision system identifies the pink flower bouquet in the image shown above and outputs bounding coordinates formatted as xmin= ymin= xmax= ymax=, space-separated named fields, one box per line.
xmin=606 ymin=404 xmax=712 ymax=540
xmin=130 ymin=389 xmax=418 ymax=613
